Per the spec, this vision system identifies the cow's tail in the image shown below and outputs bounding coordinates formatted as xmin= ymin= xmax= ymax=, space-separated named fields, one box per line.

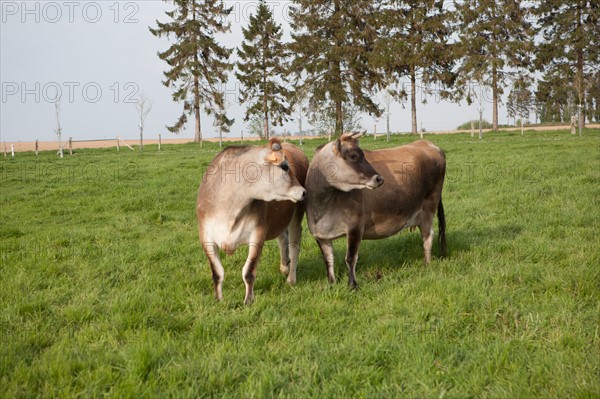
xmin=438 ymin=197 xmax=447 ymax=257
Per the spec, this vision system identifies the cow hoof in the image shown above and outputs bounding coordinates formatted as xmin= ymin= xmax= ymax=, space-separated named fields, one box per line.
xmin=349 ymin=282 xmax=359 ymax=290
xmin=280 ymin=265 xmax=290 ymax=275
xmin=286 ymin=276 xmax=296 ymax=285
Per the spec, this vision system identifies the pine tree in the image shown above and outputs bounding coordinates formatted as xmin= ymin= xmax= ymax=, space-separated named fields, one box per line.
xmin=455 ymin=0 xmax=534 ymax=131
xmin=376 ymin=0 xmax=456 ymax=134
xmin=150 ymin=0 xmax=233 ymax=144
xmin=535 ymin=69 xmax=577 ymax=123
xmin=289 ymin=0 xmax=385 ymax=137
xmin=535 ymin=0 xmax=599 ymax=128
xmin=236 ymin=0 xmax=291 ymax=141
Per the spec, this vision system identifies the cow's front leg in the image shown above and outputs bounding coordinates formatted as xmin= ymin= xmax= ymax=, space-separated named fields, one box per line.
xmin=202 ymin=241 xmax=225 ymax=301
xmin=345 ymin=228 xmax=363 ymax=289
xmin=316 ymin=238 xmax=335 ymax=284
xmin=276 ymin=231 xmax=290 ymax=276
xmin=242 ymin=238 xmax=265 ymax=305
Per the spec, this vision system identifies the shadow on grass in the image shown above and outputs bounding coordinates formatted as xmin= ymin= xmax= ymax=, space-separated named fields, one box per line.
xmin=296 ymin=223 xmax=523 ymax=285
xmin=201 ymin=223 xmax=522 ymax=298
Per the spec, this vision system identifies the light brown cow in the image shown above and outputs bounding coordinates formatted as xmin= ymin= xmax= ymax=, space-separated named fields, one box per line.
xmin=305 ymin=131 xmax=446 ymax=288
xmin=197 ymin=138 xmax=308 ymax=304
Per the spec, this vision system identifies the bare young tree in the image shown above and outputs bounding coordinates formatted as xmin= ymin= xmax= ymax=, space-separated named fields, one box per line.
xmin=381 ymin=89 xmax=394 ymax=142
xmin=293 ymin=86 xmax=309 ymax=145
xmin=215 ymin=89 xmax=231 ymax=147
xmin=135 ymin=94 xmax=154 ymax=154
xmin=54 ymin=95 xmax=63 ymax=158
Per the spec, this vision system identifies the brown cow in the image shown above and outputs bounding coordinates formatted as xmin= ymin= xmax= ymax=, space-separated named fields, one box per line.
xmin=197 ymin=138 xmax=308 ymax=304
xmin=305 ymin=131 xmax=446 ymax=288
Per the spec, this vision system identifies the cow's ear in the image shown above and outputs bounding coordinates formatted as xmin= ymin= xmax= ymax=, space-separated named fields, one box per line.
xmin=332 ymin=139 xmax=342 ymax=156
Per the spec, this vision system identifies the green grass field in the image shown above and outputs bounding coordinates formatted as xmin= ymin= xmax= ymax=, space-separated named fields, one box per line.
xmin=1 ymin=129 xmax=599 ymax=397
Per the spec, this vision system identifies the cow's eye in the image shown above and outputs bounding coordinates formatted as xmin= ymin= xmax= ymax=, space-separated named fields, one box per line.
xmin=280 ymin=163 xmax=289 ymax=172
xmin=350 ymin=153 xmax=359 ymax=161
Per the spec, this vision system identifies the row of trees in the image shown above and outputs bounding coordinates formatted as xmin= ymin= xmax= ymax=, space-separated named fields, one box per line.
xmin=151 ymin=0 xmax=599 ymax=142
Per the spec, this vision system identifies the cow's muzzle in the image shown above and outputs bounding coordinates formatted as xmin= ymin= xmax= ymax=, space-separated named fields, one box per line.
xmin=366 ymin=174 xmax=384 ymax=189
xmin=289 ymin=187 xmax=306 ymax=202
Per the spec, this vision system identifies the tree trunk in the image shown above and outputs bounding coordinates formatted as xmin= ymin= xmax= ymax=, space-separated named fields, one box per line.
xmin=263 ymin=94 xmax=269 ymax=141
xmin=386 ymin=110 xmax=390 ymax=138
xmin=492 ymin=63 xmax=499 ymax=131
xmin=193 ymin=12 xmax=202 ymax=145
xmin=576 ymin=2 xmax=585 ymax=128
xmin=335 ymin=99 xmax=343 ymax=137
xmin=194 ymin=67 xmax=202 ymax=144
xmin=263 ymin=51 xmax=269 ymax=140
xmin=194 ymin=97 xmax=201 ymax=144
xmin=333 ymin=60 xmax=344 ymax=137
xmin=411 ymin=65 xmax=417 ymax=135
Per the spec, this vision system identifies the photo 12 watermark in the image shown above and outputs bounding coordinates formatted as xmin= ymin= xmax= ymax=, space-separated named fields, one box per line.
xmin=1 ymin=82 xmax=140 ymax=104
xmin=1 ymin=1 xmax=139 ymax=24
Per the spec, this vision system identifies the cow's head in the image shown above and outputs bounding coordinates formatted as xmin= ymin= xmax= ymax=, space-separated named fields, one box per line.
xmin=249 ymin=138 xmax=306 ymax=203
xmin=321 ymin=131 xmax=384 ymax=192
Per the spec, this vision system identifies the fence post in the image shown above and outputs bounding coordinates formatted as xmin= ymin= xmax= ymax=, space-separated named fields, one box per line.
xmin=116 ymin=137 xmax=120 ymax=152
xmin=158 ymin=134 xmax=161 ymax=152
xmin=471 ymin=121 xmax=474 ymax=138
xmin=3 ymin=142 xmax=6 ymax=157
xmin=241 ymin=130 xmax=244 ymax=145
xmin=68 ymin=137 xmax=73 ymax=155
xmin=35 ymin=140 xmax=39 ymax=156
xmin=11 ymin=144 xmax=15 ymax=158
xmin=374 ymin=124 xmax=377 ymax=140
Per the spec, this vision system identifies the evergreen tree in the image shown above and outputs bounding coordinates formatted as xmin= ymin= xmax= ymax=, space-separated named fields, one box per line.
xmin=289 ymin=0 xmax=385 ymax=137
xmin=150 ymin=0 xmax=233 ymax=144
xmin=534 ymin=0 xmax=599 ymax=127
xmin=454 ymin=0 xmax=534 ymax=131
xmin=535 ymin=69 xmax=577 ymax=123
xmin=376 ymin=0 xmax=456 ymax=134
xmin=236 ymin=0 xmax=291 ymax=141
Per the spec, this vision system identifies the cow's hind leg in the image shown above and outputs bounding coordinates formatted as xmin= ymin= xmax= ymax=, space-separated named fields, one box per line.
xmin=316 ymin=239 xmax=335 ymax=284
xmin=202 ymin=242 xmax=225 ymax=301
xmin=277 ymin=231 xmax=290 ymax=276
xmin=419 ymin=218 xmax=434 ymax=264
xmin=286 ymin=206 xmax=304 ymax=285
xmin=242 ymin=239 xmax=265 ymax=305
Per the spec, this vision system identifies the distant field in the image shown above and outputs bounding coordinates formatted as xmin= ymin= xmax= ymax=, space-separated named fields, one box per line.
xmin=1 ymin=129 xmax=598 ymax=397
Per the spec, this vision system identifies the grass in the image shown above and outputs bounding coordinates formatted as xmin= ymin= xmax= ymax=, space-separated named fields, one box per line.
xmin=1 ymin=129 xmax=599 ymax=397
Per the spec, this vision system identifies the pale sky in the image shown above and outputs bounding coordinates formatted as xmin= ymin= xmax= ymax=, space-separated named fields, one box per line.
xmin=1 ymin=0 xmax=501 ymax=142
